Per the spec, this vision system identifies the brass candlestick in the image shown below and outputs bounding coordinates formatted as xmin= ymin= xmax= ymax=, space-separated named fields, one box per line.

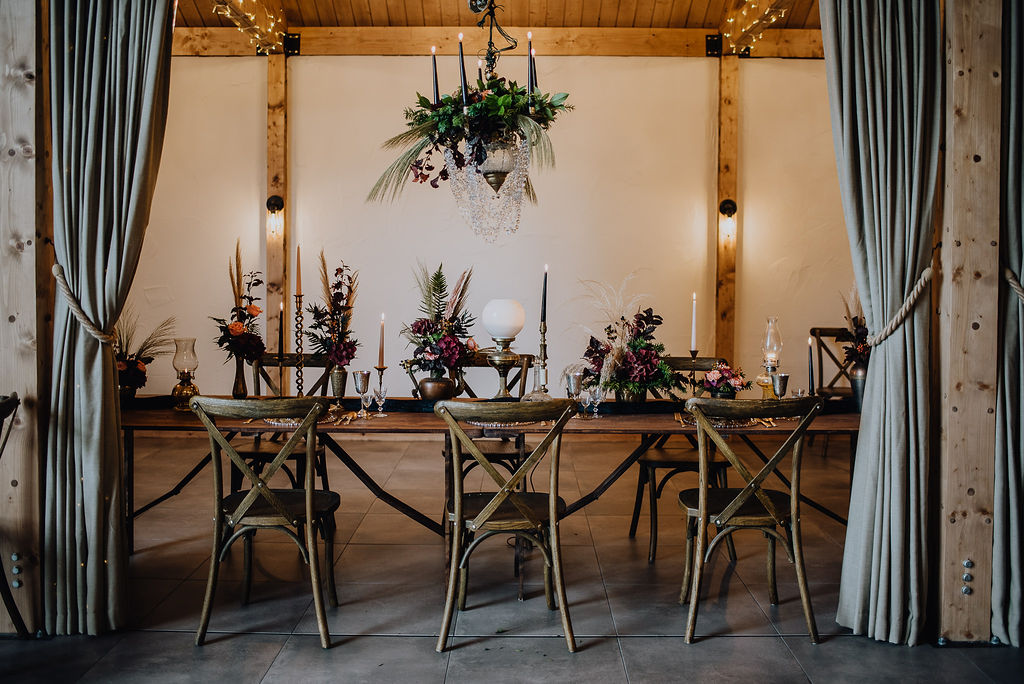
xmin=374 ymin=365 xmax=387 ymax=391
xmin=294 ymin=294 xmax=305 ymax=397
xmin=538 ymin=321 xmax=549 ymax=393
xmin=486 ymin=337 xmax=519 ymax=399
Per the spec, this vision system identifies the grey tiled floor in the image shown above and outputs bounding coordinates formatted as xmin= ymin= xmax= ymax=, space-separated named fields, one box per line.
xmin=3 ymin=433 xmax=1021 ymax=683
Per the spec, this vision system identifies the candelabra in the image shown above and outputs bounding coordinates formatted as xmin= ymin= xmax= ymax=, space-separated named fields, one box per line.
xmin=294 ymin=294 xmax=304 ymax=397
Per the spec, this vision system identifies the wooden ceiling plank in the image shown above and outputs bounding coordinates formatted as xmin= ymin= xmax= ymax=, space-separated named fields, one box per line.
xmin=700 ymin=0 xmax=727 ymax=28
xmin=506 ymin=1 xmax=529 ymax=27
xmin=330 ymin=0 xmax=355 ymax=24
xmin=562 ymin=0 xmax=584 ymax=27
xmin=421 ymin=1 xmax=441 ymax=25
xmin=650 ymin=0 xmax=673 ymax=27
xmin=803 ymin=0 xmax=821 ymax=29
xmin=350 ymin=0 xmax=373 ymax=26
xmin=669 ymin=0 xmax=695 ymax=28
xmin=295 ymin=0 xmax=325 ymax=25
xmin=544 ymin=0 xmax=565 ymax=28
xmin=367 ymin=0 xmax=391 ymax=26
xmin=173 ymin=5 xmax=188 ymax=27
xmin=176 ymin=0 xmax=204 ymax=27
xmin=792 ymin=0 xmax=817 ymax=29
xmin=632 ymin=0 xmax=657 ymax=28
xmin=388 ymin=0 xmax=408 ymax=26
xmin=404 ymin=0 xmax=425 ymax=26
xmin=439 ymin=0 xmax=460 ymax=25
xmin=616 ymin=0 xmax=639 ymax=28
xmin=597 ymin=0 xmax=618 ymax=26
xmin=579 ymin=0 xmax=600 ymax=26
xmin=312 ymin=0 xmax=339 ymax=24
xmin=279 ymin=0 xmax=305 ymax=26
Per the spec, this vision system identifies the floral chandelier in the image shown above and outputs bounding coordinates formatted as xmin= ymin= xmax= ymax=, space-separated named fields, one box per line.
xmin=368 ymin=0 xmax=571 ymax=242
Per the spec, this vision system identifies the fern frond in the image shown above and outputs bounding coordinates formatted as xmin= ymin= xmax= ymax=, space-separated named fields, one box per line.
xmin=428 ymin=265 xmax=448 ymax=320
xmin=367 ymin=138 xmax=432 ymax=204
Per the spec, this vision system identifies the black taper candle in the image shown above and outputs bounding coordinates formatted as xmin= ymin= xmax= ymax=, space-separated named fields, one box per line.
xmin=431 ymin=46 xmax=439 ymax=104
xmin=458 ymin=33 xmax=469 ymax=107
xmin=477 ymin=59 xmax=484 ymax=84
xmin=541 ymin=265 xmax=548 ymax=324
xmin=531 ymin=49 xmax=539 ymax=92
xmin=527 ymin=33 xmax=534 ymax=97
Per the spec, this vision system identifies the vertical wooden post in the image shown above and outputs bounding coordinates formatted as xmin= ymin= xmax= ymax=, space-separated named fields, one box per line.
xmin=0 ymin=0 xmax=47 ymax=634
xmin=715 ymin=55 xmax=739 ymax=362
xmin=939 ymin=0 xmax=1001 ymax=642
xmin=266 ymin=53 xmax=288 ymax=361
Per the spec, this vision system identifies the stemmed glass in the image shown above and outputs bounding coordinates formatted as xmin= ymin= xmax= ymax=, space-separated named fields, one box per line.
xmin=353 ymin=371 xmax=371 ymax=419
xmin=373 ymin=386 xmax=388 ymax=418
xmin=580 ymin=388 xmax=594 ymax=419
xmin=589 ymin=386 xmax=605 ymax=419
xmin=567 ymin=371 xmax=584 ymax=418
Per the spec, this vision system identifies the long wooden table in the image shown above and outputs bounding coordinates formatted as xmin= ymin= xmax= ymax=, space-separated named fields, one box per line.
xmin=121 ymin=404 xmax=859 ymax=551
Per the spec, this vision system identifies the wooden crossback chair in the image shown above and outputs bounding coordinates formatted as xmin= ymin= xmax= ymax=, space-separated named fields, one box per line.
xmin=434 ymin=399 xmax=577 ymax=653
xmin=628 ymin=356 xmax=734 ymax=564
xmin=0 ymin=394 xmax=29 ymax=639
xmin=810 ymin=327 xmax=854 ymax=399
xmin=190 ymin=396 xmax=340 ymax=649
xmin=678 ymin=396 xmax=822 ymax=644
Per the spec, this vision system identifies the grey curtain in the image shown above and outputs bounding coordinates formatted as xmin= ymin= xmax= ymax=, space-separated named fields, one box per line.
xmin=44 ymin=1 xmax=173 ymax=634
xmin=820 ymin=2 xmax=942 ymax=644
xmin=993 ymin=0 xmax=1023 ymax=648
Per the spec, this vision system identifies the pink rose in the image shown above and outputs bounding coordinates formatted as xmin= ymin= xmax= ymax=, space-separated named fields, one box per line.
xmin=423 ymin=351 xmax=438 ymax=361
xmin=466 ymin=337 xmax=478 ymax=352
xmin=705 ymin=369 xmax=722 ymax=384
xmin=729 ymin=377 xmax=744 ymax=389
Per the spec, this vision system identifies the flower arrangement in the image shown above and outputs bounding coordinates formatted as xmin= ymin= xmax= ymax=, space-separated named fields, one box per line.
xmin=212 ymin=242 xmax=266 ymax=363
xmin=401 ymin=264 xmax=477 ymax=379
xmin=369 ymin=75 xmax=570 ymax=203
xmin=114 ymin=308 xmax=176 ymax=390
xmin=841 ymin=284 xmax=870 ymax=366
xmin=582 ymin=307 xmax=674 ymax=399
xmin=305 ymin=251 xmax=360 ymax=368
xmin=693 ymin=362 xmax=752 ymax=397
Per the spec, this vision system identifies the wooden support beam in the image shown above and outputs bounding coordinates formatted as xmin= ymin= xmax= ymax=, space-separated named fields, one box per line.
xmin=172 ymin=26 xmax=824 ymax=58
xmin=266 ymin=53 xmax=288 ymax=363
xmin=0 ymin=0 xmax=47 ymax=634
xmin=939 ymin=0 xmax=1001 ymax=643
xmin=715 ymin=55 xmax=738 ymax=363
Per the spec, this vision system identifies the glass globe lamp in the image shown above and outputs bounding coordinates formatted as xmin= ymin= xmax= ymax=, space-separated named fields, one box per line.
xmin=481 ymin=299 xmax=525 ymax=398
xmin=171 ymin=338 xmax=200 ymax=410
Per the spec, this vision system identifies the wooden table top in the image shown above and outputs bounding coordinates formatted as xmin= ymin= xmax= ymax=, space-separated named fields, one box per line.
xmin=122 ymin=401 xmax=860 ymax=436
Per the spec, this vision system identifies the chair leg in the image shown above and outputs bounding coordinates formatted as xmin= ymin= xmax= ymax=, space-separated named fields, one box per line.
xmin=628 ymin=466 xmax=648 ymax=539
xmin=196 ymin=520 xmax=224 ymax=646
xmin=543 ymin=528 xmax=555 ymax=610
xmin=715 ymin=469 xmax=738 ymax=563
xmin=323 ymin=516 xmax=338 ymax=608
xmin=241 ymin=529 xmax=254 ymax=606
xmin=550 ymin=519 xmax=576 ymax=652
xmin=647 ymin=466 xmax=659 ymax=564
xmin=766 ymin=531 xmax=778 ymax=606
xmin=790 ymin=521 xmax=819 ymax=643
xmin=437 ymin=520 xmax=463 ymax=652
xmin=680 ymin=516 xmax=696 ymax=604
xmin=684 ymin=512 xmax=708 ymax=643
xmin=305 ymin=517 xmax=330 ymax=649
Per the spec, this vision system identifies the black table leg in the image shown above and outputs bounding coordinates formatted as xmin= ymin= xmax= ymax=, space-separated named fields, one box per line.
xmin=124 ymin=428 xmax=134 ymax=553
xmin=321 ymin=434 xmax=443 ymax=536
xmin=738 ymin=434 xmax=848 ymax=526
xmin=563 ymin=433 xmax=661 ymax=518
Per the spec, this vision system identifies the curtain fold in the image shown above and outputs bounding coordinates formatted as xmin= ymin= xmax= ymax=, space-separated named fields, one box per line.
xmin=819 ymin=1 xmax=942 ymax=645
xmin=44 ymin=1 xmax=173 ymax=635
xmin=993 ymin=0 xmax=1024 ymax=648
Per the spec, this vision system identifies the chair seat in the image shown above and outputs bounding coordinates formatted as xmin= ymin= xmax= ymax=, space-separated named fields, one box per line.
xmin=678 ymin=487 xmax=791 ymax=525
xmin=447 ymin=492 xmax=566 ymax=530
xmin=222 ymin=488 xmax=340 ymax=524
xmin=639 ymin=447 xmax=727 ymax=467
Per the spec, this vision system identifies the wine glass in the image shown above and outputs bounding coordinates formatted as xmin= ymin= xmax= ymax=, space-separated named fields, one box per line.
xmin=373 ymin=385 xmax=388 ymax=418
xmin=589 ymin=386 xmax=605 ymax=419
xmin=580 ymin=388 xmax=594 ymax=419
xmin=566 ymin=371 xmax=584 ymax=417
xmin=353 ymin=370 xmax=371 ymax=419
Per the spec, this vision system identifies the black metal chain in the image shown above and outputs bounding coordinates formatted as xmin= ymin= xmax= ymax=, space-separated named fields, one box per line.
xmin=471 ymin=1 xmax=518 ymax=76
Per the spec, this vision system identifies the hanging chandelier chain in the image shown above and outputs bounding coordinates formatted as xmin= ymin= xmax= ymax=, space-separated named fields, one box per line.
xmin=472 ymin=1 xmax=517 ymax=75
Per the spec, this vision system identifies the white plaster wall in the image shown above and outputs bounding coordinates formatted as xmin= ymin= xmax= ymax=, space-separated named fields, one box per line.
xmin=129 ymin=57 xmax=267 ymax=394
xmin=289 ymin=56 xmax=717 ymax=396
xmin=735 ymin=59 xmax=852 ymax=392
xmin=133 ymin=54 xmax=849 ymax=400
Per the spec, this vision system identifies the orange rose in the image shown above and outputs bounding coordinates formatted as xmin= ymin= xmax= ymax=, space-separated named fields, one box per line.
xmin=136 ymin=360 xmax=147 ymax=372
xmin=227 ymin=321 xmax=245 ymax=336
xmin=466 ymin=337 xmax=478 ymax=352
xmin=246 ymin=304 xmax=262 ymax=317
xmin=116 ymin=360 xmax=128 ymax=372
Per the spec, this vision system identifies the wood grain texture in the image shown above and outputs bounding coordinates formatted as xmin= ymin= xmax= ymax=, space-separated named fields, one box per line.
xmin=266 ymin=54 xmax=288 ymax=365
xmin=172 ymin=27 xmax=256 ymax=55
xmin=751 ymin=28 xmax=822 ymax=59
xmin=0 ymin=0 xmax=42 ymax=634
xmin=715 ymin=55 xmax=738 ymax=364
xmin=939 ymin=0 xmax=1001 ymax=643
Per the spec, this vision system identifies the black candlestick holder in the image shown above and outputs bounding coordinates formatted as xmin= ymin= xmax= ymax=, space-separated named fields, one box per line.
xmin=374 ymin=365 xmax=387 ymax=392
xmin=689 ymin=349 xmax=698 ymax=390
xmin=294 ymin=294 xmax=304 ymax=397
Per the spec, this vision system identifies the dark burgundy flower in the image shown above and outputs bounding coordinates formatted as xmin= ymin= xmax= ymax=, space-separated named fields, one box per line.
xmin=411 ymin=318 xmax=437 ymax=337
xmin=328 ymin=339 xmax=358 ymax=368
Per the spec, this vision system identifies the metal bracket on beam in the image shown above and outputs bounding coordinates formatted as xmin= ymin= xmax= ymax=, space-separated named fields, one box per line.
xmin=705 ymin=34 xmax=722 ymax=57
xmin=284 ymin=33 xmax=300 ymax=56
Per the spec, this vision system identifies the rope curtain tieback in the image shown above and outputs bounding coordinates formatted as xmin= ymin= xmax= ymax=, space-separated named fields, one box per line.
xmin=866 ymin=260 xmax=934 ymax=347
xmin=1006 ymin=267 xmax=1024 ymax=304
xmin=51 ymin=264 xmax=116 ymax=345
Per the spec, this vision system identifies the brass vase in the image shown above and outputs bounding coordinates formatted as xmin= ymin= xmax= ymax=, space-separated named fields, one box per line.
xmin=419 ymin=376 xmax=456 ymax=401
xmin=615 ymin=389 xmax=648 ymax=403
xmin=330 ymin=367 xmax=348 ymax=399
xmin=232 ymin=356 xmax=247 ymax=399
